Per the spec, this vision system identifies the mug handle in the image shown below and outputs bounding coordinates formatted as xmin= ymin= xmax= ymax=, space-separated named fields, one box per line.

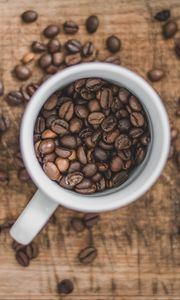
xmin=10 ymin=189 xmax=59 ymax=245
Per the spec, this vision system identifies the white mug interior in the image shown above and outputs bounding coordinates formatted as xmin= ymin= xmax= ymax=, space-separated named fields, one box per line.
xmin=20 ymin=63 xmax=170 ymax=212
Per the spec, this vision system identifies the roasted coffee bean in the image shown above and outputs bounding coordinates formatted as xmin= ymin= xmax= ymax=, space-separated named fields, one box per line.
xmin=65 ymin=53 xmax=82 ymax=66
xmin=154 ymin=9 xmax=170 ymax=22
xmin=82 ymin=163 xmax=97 ymax=177
xmin=35 ymin=117 xmax=45 ymax=133
xmin=118 ymin=88 xmax=130 ymax=104
xmin=12 ymin=240 xmax=24 ymax=252
xmin=75 ymin=184 xmax=96 ymax=194
xmin=80 ymin=87 xmax=95 ymax=100
xmin=57 ymin=279 xmax=74 ymax=295
xmin=104 ymin=169 xmax=112 ymax=180
xmin=71 ymin=217 xmax=85 ymax=232
xmin=115 ymin=134 xmax=131 ymax=150
xmin=25 ymin=242 xmax=39 ymax=259
xmin=47 ymin=39 xmax=61 ymax=53
xmin=94 ymin=147 xmax=109 ymax=161
xmin=0 ymin=113 xmax=10 ymax=132
xmin=61 ymin=135 xmax=77 ymax=149
xmin=97 ymin=162 xmax=109 ymax=172
xmin=75 ymin=104 xmax=89 ymax=119
xmin=116 ymin=109 xmax=129 ymax=118
xmin=79 ymin=246 xmax=97 ymax=263
xmin=16 ymin=250 xmax=30 ymax=267
xmin=51 ymin=119 xmax=69 ymax=135
xmin=82 ymin=41 xmax=94 ymax=57
xmin=129 ymin=95 xmax=142 ymax=111
xmin=65 ymin=172 xmax=83 ymax=186
xmin=68 ymin=161 xmax=81 ymax=173
xmin=14 ymin=65 xmax=31 ymax=81
xmin=91 ymin=129 xmax=102 ymax=143
xmin=77 ymin=146 xmax=87 ymax=164
xmin=97 ymin=88 xmax=113 ymax=109
xmin=130 ymin=112 xmax=145 ymax=127
xmin=86 ymin=15 xmax=99 ymax=33
xmin=0 ymin=170 xmax=9 ymax=184
xmin=101 ymin=115 xmax=116 ymax=132
xmin=83 ymin=213 xmax=100 ymax=228
xmin=44 ymin=94 xmax=58 ymax=111
xmin=69 ymin=149 xmax=77 ymax=160
xmin=46 ymin=115 xmax=57 ymax=128
xmin=63 ymin=21 xmax=79 ymax=34
xmin=18 ymin=168 xmax=30 ymax=182
xmin=43 ymin=162 xmax=60 ymax=180
xmin=88 ymin=99 xmax=101 ymax=112
xmin=88 ymin=112 xmax=105 ymax=125
xmin=135 ymin=147 xmax=146 ymax=164
xmin=59 ymin=101 xmax=74 ymax=121
xmin=111 ymin=97 xmax=123 ymax=112
xmin=83 ymin=48 xmax=98 ymax=62
xmin=99 ymin=140 xmax=113 ymax=150
xmin=21 ymin=10 xmax=38 ymax=23
xmin=129 ymin=128 xmax=144 ymax=138
xmin=26 ymin=82 xmax=39 ymax=96
xmin=31 ymin=41 xmax=46 ymax=53
xmin=46 ymin=64 xmax=58 ymax=75
xmin=52 ymin=52 xmax=64 ymax=66
xmin=43 ymin=153 xmax=56 ymax=163
xmin=86 ymin=78 xmax=104 ymax=92
xmin=96 ymin=177 xmax=106 ymax=191
xmin=0 ymin=80 xmax=4 ymax=96
xmin=69 ymin=118 xmax=82 ymax=133
xmin=106 ymin=35 xmax=121 ymax=53
xmin=74 ymin=79 xmax=86 ymax=92
xmin=140 ymin=133 xmax=150 ymax=145
xmin=39 ymin=53 xmax=52 ymax=69
xmin=110 ymin=156 xmax=123 ymax=172
xmin=55 ymin=157 xmax=69 ymax=173
xmin=104 ymin=55 xmax=120 ymax=64
xmin=22 ymin=52 xmax=34 ymax=64
xmin=79 ymin=128 xmax=93 ymax=138
xmin=147 ymin=68 xmax=165 ymax=82
xmin=162 ymin=21 xmax=178 ymax=39
xmin=92 ymin=172 xmax=102 ymax=182
xmin=76 ymin=178 xmax=92 ymax=189
xmin=103 ymin=129 xmax=120 ymax=144
xmin=123 ymin=160 xmax=132 ymax=170
xmin=111 ymin=171 xmax=128 ymax=187
xmin=65 ymin=39 xmax=81 ymax=53
xmin=39 ymin=139 xmax=55 ymax=154
xmin=118 ymin=118 xmax=131 ymax=132
xmin=118 ymin=149 xmax=131 ymax=161
xmin=43 ymin=24 xmax=60 ymax=38
xmin=55 ymin=147 xmax=72 ymax=158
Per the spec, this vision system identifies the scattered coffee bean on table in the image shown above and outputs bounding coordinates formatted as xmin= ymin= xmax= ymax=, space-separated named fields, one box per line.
xmin=71 ymin=217 xmax=85 ymax=232
xmin=78 ymin=246 xmax=97 ymax=264
xmin=14 ymin=65 xmax=32 ymax=81
xmin=147 ymin=68 xmax=165 ymax=82
xmin=0 ymin=113 xmax=10 ymax=132
xmin=34 ymin=78 xmax=150 ymax=194
xmin=57 ymin=279 xmax=74 ymax=294
xmin=21 ymin=10 xmax=38 ymax=23
xmin=154 ymin=9 xmax=170 ymax=22
xmin=63 ymin=21 xmax=79 ymax=34
xmin=83 ymin=213 xmax=100 ymax=228
xmin=86 ymin=15 xmax=99 ymax=33
xmin=162 ymin=21 xmax=178 ymax=39
xmin=16 ymin=250 xmax=30 ymax=267
xmin=43 ymin=24 xmax=60 ymax=38
xmin=106 ymin=35 xmax=121 ymax=53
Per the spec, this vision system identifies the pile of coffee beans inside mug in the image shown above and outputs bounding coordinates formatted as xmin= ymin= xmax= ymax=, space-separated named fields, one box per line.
xmin=34 ymin=78 xmax=150 ymax=194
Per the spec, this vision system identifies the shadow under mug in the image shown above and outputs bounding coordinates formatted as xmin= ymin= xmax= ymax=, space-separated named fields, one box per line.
xmin=10 ymin=62 xmax=170 ymax=245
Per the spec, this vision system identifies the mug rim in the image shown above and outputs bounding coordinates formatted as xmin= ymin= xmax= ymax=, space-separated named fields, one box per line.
xmin=20 ymin=62 xmax=170 ymax=212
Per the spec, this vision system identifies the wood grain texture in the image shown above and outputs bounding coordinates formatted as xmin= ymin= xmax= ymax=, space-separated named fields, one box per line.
xmin=0 ymin=0 xmax=180 ymax=299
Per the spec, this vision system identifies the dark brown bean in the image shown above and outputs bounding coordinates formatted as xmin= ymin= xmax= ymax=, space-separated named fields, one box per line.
xmin=86 ymin=78 xmax=104 ymax=92
xmin=82 ymin=41 xmax=94 ymax=57
xmin=101 ymin=115 xmax=117 ymax=132
xmin=92 ymin=172 xmax=102 ymax=182
xmin=88 ymin=99 xmax=101 ymax=112
xmin=25 ymin=242 xmax=39 ymax=259
xmin=96 ymin=177 xmax=106 ymax=191
xmin=82 ymin=163 xmax=97 ymax=177
xmin=18 ymin=168 xmax=30 ymax=182
xmin=65 ymin=39 xmax=82 ymax=53
xmin=97 ymin=162 xmax=109 ymax=172
xmin=103 ymin=129 xmax=120 ymax=144
xmin=35 ymin=116 xmax=45 ymax=133
xmin=39 ymin=139 xmax=55 ymax=154
xmin=75 ymin=104 xmax=89 ymax=119
xmin=135 ymin=147 xmax=146 ymax=164
xmin=115 ymin=134 xmax=131 ymax=150
xmin=86 ymin=15 xmax=99 ymax=33
xmin=154 ymin=10 xmax=170 ymax=22
xmin=83 ymin=213 xmax=100 ymax=228
xmin=68 ymin=161 xmax=81 ymax=173
xmin=31 ymin=41 xmax=46 ymax=53
xmin=43 ymin=24 xmax=60 ymax=38
xmin=129 ymin=128 xmax=144 ymax=138
xmin=79 ymin=246 xmax=97 ymax=263
xmin=111 ymin=171 xmax=128 ymax=187
xmin=77 ymin=146 xmax=87 ymax=164
xmin=55 ymin=147 xmax=72 ymax=158
xmin=71 ymin=217 xmax=85 ymax=232
xmin=43 ymin=153 xmax=56 ymax=163
xmin=97 ymin=88 xmax=113 ymax=109
xmin=51 ymin=119 xmax=69 ymax=136
xmin=57 ymin=279 xmax=74 ymax=295
xmin=59 ymin=176 xmax=73 ymax=190
xmin=43 ymin=162 xmax=60 ymax=180
xmin=44 ymin=94 xmax=58 ymax=111
xmin=75 ymin=184 xmax=96 ymax=194
xmin=16 ymin=250 xmax=30 ymax=267
xmin=65 ymin=172 xmax=83 ymax=186
xmin=118 ymin=88 xmax=130 ymax=104
xmin=118 ymin=149 xmax=132 ymax=161
xmin=52 ymin=52 xmax=64 ymax=66
xmin=94 ymin=147 xmax=109 ymax=161
xmin=59 ymin=101 xmax=74 ymax=121
xmin=21 ymin=10 xmax=38 ymax=23
xmin=130 ymin=112 xmax=145 ymax=127
xmin=118 ymin=118 xmax=131 ymax=132
xmin=38 ymin=53 xmax=52 ymax=69
xmin=106 ymin=35 xmax=121 ymax=53
xmin=55 ymin=157 xmax=69 ymax=173
xmin=110 ymin=156 xmax=123 ymax=172
xmin=162 ymin=21 xmax=178 ymax=39
xmin=88 ymin=112 xmax=105 ymax=125
xmin=76 ymin=178 xmax=92 ymax=189
xmin=12 ymin=240 xmax=24 ymax=252
xmin=63 ymin=21 xmax=79 ymax=34
xmin=104 ymin=55 xmax=120 ymax=64
xmin=65 ymin=53 xmax=82 ymax=66
xmin=99 ymin=140 xmax=113 ymax=150
xmin=129 ymin=95 xmax=142 ymax=111
xmin=61 ymin=135 xmax=77 ymax=149
xmin=147 ymin=69 xmax=165 ymax=82
xmin=47 ymin=39 xmax=61 ymax=53
xmin=14 ymin=65 xmax=31 ymax=81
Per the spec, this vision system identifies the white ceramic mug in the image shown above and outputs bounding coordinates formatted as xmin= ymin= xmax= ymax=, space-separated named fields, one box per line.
xmin=10 ymin=62 xmax=170 ymax=245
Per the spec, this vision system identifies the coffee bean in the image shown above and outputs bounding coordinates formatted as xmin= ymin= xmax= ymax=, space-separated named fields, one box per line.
xmin=97 ymin=88 xmax=113 ymax=109
xmin=31 ymin=41 xmax=46 ymax=53
xmin=0 ymin=113 xmax=10 ymax=132
xmin=16 ymin=250 xmax=30 ymax=267
xmin=65 ymin=53 xmax=82 ymax=66
xmin=55 ymin=157 xmax=69 ymax=173
xmin=116 ymin=109 xmax=129 ymax=119
xmin=147 ymin=68 xmax=165 ymax=82
xmin=77 ymin=145 xmax=87 ymax=164
xmin=88 ymin=99 xmax=101 ymax=112
xmin=111 ymin=171 xmax=128 ymax=187
xmin=21 ymin=10 xmax=38 ymax=23
xmin=12 ymin=240 xmax=24 ymax=252
xmin=35 ymin=117 xmax=45 ymax=133
xmin=171 ymin=127 xmax=178 ymax=141
xmin=118 ymin=88 xmax=130 ymax=104
xmin=14 ymin=65 xmax=31 ymax=81
xmin=65 ymin=39 xmax=82 ymax=53
xmin=75 ymin=104 xmax=89 ymax=119
xmin=104 ymin=55 xmax=120 ymax=64
xmin=86 ymin=78 xmax=104 ymax=92
xmin=39 ymin=139 xmax=56 ymax=155
xmin=43 ymin=162 xmax=60 ymax=180
xmin=86 ymin=15 xmax=99 ymax=33
xmin=0 ymin=80 xmax=4 ymax=96
xmin=115 ymin=134 xmax=131 ymax=150
xmin=111 ymin=97 xmax=123 ymax=112
xmin=118 ymin=118 xmax=131 ymax=132
xmin=59 ymin=101 xmax=74 ymax=121
xmin=101 ymin=115 xmax=117 ymax=132
xmin=110 ymin=156 xmax=123 ymax=172
xmin=84 ymin=136 xmax=95 ymax=148
xmin=88 ymin=112 xmax=105 ymax=125
xmin=140 ymin=133 xmax=150 ymax=145
xmin=94 ymin=147 xmax=109 ymax=161
xmin=129 ymin=95 xmax=142 ymax=111
xmin=63 ymin=21 xmax=79 ymax=34
xmin=154 ymin=9 xmax=170 ymax=22
xmin=69 ymin=118 xmax=82 ymax=133
xmin=43 ymin=24 xmax=60 ymax=38
xmin=135 ymin=147 xmax=146 ymax=164
xmin=71 ymin=217 xmax=85 ymax=232
xmin=99 ymin=140 xmax=113 ymax=150
xmin=162 ymin=21 xmax=178 ymax=39
xmin=43 ymin=153 xmax=56 ymax=163
xmin=103 ymin=129 xmax=120 ymax=144
xmin=61 ymin=135 xmax=77 ymax=149
xmin=83 ymin=48 xmax=98 ymax=62
xmin=92 ymin=172 xmax=102 ymax=182
xmin=68 ymin=161 xmax=81 ymax=173
xmin=82 ymin=41 xmax=94 ymax=57
xmin=39 ymin=53 xmax=52 ymax=69
xmin=130 ymin=112 xmax=145 ymax=127
xmin=25 ymin=242 xmax=39 ymax=259
xmin=51 ymin=119 xmax=69 ymax=136
xmin=82 ymin=163 xmax=97 ymax=177
xmin=26 ymin=82 xmax=39 ymax=96
xmin=97 ymin=162 xmax=109 ymax=172
xmin=47 ymin=39 xmax=61 ymax=53
xmin=76 ymin=178 xmax=92 ymax=189
xmin=46 ymin=65 xmax=58 ymax=75
xmin=44 ymin=94 xmax=58 ymax=111
xmin=41 ymin=129 xmax=57 ymax=139
xmin=55 ymin=147 xmax=71 ymax=158
xmin=46 ymin=115 xmax=57 ymax=128
xmin=79 ymin=246 xmax=97 ymax=263
xmin=65 ymin=172 xmax=83 ymax=186
xmin=75 ymin=184 xmax=96 ymax=194
xmin=57 ymin=279 xmax=74 ymax=295
xmin=22 ymin=52 xmax=34 ymax=64
xmin=129 ymin=128 xmax=144 ymax=138
xmin=96 ymin=177 xmax=106 ymax=191
xmin=74 ymin=79 xmax=86 ymax=92
xmin=52 ymin=52 xmax=64 ymax=66
xmin=83 ymin=213 xmax=100 ymax=228
xmin=106 ymin=35 xmax=121 ymax=53
xmin=18 ymin=168 xmax=30 ymax=182
xmin=0 ymin=170 xmax=9 ymax=184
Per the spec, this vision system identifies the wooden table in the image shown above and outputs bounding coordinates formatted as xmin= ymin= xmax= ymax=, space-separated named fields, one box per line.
xmin=0 ymin=0 xmax=180 ymax=299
